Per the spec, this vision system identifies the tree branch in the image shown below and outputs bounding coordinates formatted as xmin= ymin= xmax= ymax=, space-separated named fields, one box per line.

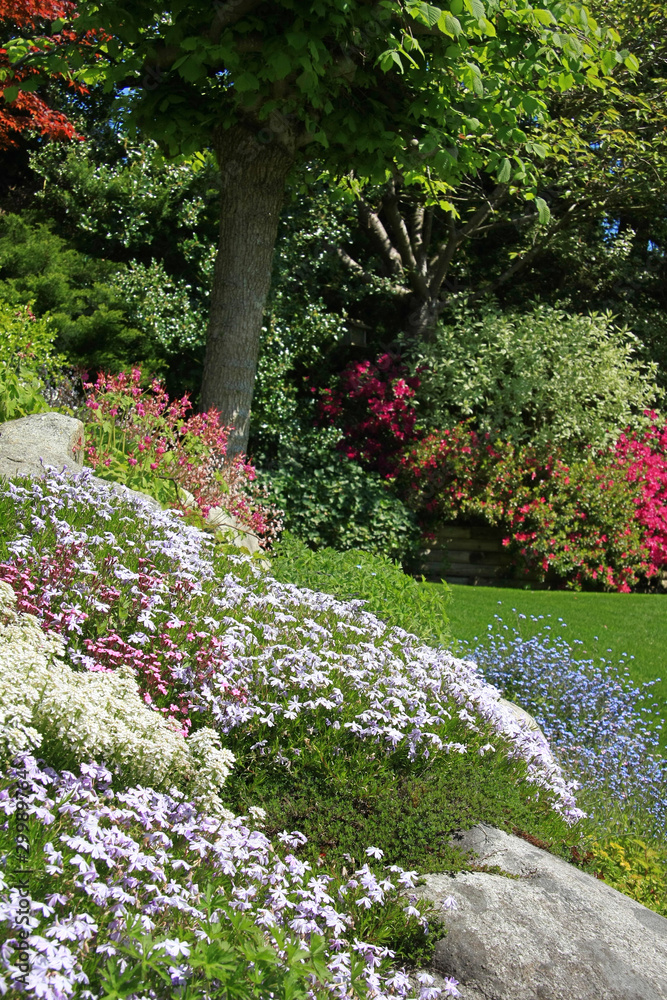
xmin=477 ymin=199 xmax=581 ymax=297
xmin=359 ymin=201 xmax=404 ymax=277
xmin=428 ymin=184 xmax=509 ymax=297
xmin=334 ymin=246 xmax=376 ymax=283
xmin=382 ymin=181 xmax=430 ymax=297
xmin=410 ymin=202 xmax=426 ymax=275
xmin=428 ymin=213 xmax=458 ymax=297
xmin=333 ymin=245 xmax=412 ymax=297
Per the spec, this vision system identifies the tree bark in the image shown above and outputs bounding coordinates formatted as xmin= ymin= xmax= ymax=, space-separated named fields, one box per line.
xmin=200 ymin=121 xmax=295 ymax=456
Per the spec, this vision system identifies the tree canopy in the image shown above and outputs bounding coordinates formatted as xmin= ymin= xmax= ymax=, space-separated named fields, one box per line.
xmin=3 ymin=0 xmax=634 ymax=451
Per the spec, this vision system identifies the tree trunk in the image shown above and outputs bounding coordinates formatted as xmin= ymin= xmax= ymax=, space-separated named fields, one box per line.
xmin=404 ymin=295 xmax=445 ymax=343
xmin=200 ymin=122 xmax=295 ymax=456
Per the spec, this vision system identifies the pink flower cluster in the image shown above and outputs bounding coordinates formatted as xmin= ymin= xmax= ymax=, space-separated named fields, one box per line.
xmin=0 ymin=541 xmax=247 ymax=735
xmin=318 ymin=353 xmax=422 ymax=478
xmin=614 ymin=413 xmax=667 ymax=569
xmin=84 ymin=368 xmax=282 ymax=546
xmin=396 ymin=421 xmax=667 ymax=591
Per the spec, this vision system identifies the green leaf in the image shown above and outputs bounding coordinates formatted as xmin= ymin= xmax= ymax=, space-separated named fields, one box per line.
xmin=269 ymin=50 xmax=293 ymax=79
xmin=379 ymin=49 xmax=404 ymax=73
xmin=464 ymin=0 xmax=486 ymax=19
xmin=234 ymin=72 xmax=260 ymax=91
xmin=438 ymin=12 xmax=462 ymax=37
xmin=533 ymin=9 xmax=556 ymax=25
xmin=409 ymin=2 xmax=443 ymax=27
xmin=497 ymin=157 xmax=511 ymax=183
xmin=535 ymin=196 xmax=551 ymax=224
xmin=2 ymin=86 xmax=20 ymax=103
xmin=624 ymin=53 xmax=640 ymax=74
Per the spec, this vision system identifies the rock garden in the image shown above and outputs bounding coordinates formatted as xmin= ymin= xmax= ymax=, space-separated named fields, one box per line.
xmin=2 ymin=1 xmax=667 ymax=997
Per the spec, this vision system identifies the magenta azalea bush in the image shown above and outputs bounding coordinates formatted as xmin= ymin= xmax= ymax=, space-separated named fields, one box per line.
xmin=397 ymin=417 xmax=667 ymax=591
xmin=318 ymin=354 xmax=422 ymax=480
xmin=319 ymin=355 xmax=667 ymax=591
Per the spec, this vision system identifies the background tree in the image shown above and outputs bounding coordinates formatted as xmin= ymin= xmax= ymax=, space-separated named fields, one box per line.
xmin=0 ymin=0 xmax=87 ymax=148
xmin=7 ymin=0 xmax=626 ymax=453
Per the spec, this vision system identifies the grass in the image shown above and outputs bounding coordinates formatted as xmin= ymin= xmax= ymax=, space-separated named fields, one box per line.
xmin=443 ymin=584 xmax=667 ymax=725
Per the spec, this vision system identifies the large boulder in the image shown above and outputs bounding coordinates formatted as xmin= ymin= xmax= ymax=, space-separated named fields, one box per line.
xmin=0 ymin=412 xmax=84 ymax=479
xmin=415 ymin=824 xmax=667 ymax=1000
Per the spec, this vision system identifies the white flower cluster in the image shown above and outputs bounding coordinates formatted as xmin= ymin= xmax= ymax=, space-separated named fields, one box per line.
xmin=0 ymin=581 xmax=234 ymax=814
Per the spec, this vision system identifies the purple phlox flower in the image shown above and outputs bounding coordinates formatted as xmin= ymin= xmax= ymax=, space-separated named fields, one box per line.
xmin=154 ymin=938 xmax=191 ymax=959
xmin=46 ymin=913 xmax=98 ymax=943
xmin=278 ymin=831 xmax=308 ymax=848
xmin=441 ymin=976 xmax=461 ymax=997
xmin=396 ymin=870 xmax=419 ymax=888
xmin=365 ymin=846 xmax=384 ymax=859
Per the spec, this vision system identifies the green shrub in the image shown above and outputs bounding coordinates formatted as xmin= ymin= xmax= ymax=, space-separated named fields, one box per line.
xmin=582 ymin=837 xmax=667 ymax=915
xmin=0 ymin=300 xmax=63 ymax=421
xmin=409 ymin=301 xmax=662 ymax=455
xmin=259 ymin=427 xmax=421 ymax=562
xmin=270 ymin=532 xmax=451 ymax=647
xmin=0 ymin=214 xmax=205 ymax=388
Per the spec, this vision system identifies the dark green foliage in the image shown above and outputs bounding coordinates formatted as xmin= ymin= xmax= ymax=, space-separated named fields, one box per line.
xmin=224 ymin=716 xmax=578 ymax=879
xmin=0 ymin=214 xmax=147 ymax=372
xmin=0 ymin=213 xmax=208 ymax=393
xmin=260 ymin=429 xmax=421 ymax=563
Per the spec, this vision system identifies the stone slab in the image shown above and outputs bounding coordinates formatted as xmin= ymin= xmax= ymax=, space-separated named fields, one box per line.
xmin=414 ymin=823 xmax=667 ymax=1000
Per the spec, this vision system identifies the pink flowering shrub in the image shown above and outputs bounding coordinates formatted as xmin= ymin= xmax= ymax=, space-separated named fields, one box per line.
xmin=319 ymin=352 xmax=667 ymax=589
xmin=318 ymin=353 xmax=422 ymax=478
xmin=83 ymin=368 xmax=282 ymax=546
xmin=397 ymin=423 xmax=665 ymax=592
xmin=614 ymin=414 xmax=667 ymax=569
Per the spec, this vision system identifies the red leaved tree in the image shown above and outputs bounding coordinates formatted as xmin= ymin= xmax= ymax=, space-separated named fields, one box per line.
xmin=0 ymin=0 xmax=85 ymax=148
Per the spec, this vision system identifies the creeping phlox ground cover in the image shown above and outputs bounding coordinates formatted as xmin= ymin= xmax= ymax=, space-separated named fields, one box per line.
xmin=465 ymin=617 xmax=667 ymax=842
xmin=0 ymin=579 xmax=234 ymax=816
xmin=0 ymin=470 xmax=580 ymax=824
xmin=0 ymin=755 xmax=460 ymax=1000
xmin=0 ymin=469 xmax=588 ymax=999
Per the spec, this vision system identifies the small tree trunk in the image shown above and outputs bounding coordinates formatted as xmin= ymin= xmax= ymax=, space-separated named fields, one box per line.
xmin=404 ymin=295 xmax=443 ymax=343
xmin=200 ymin=122 xmax=295 ymax=456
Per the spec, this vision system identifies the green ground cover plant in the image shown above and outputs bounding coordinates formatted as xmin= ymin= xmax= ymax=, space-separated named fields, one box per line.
xmin=270 ymin=543 xmax=667 ymax=915
xmin=270 ymin=534 xmax=451 ymax=649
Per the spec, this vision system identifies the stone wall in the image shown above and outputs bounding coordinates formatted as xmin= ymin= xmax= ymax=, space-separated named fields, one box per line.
xmin=418 ymin=522 xmax=542 ymax=587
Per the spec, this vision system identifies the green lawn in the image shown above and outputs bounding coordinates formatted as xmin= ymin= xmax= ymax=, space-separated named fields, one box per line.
xmin=441 ymin=583 xmax=667 ymax=740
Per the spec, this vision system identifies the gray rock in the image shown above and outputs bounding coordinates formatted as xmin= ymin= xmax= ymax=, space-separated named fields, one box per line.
xmin=496 ymin=697 xmax=547 ymax=741
xmin=0 ymin=413 xmax=84 ymax=479
xmin=206 ymin=505 xmax=261 ymax=554
xmin=179 ymin=487 xmax=261 ymax=555
xmin=415 ymin=824 xmax=667 ymax=1000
